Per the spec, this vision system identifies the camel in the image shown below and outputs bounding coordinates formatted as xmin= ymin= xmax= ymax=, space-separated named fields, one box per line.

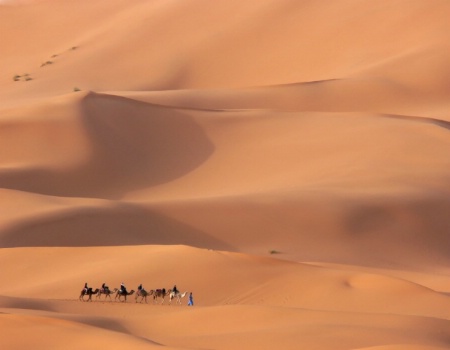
xmin=96 ymin=287 xmax=118 ymax=301
xmin=79 ymin=288 xmax=100 ymax=302
xmin=169 ymin=291 xmax=188 ymax=305
xmin=135 ymin=288 xmax=153 ymax=303
xmin=152 ymin=288 xmax=170 ymax=304
xmin=115 ymin=289 xmax=135 ymax=302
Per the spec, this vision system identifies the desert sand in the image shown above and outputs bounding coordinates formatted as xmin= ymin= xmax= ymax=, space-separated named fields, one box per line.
xmin=1 ymin=0 xmax=450 ymax=349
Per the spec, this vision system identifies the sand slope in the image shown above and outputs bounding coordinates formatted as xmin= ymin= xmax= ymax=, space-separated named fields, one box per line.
xmin=0 ymin=246 xmax=449 ymax=350
xmin=1 ymin=0 xmax=450 ymax=349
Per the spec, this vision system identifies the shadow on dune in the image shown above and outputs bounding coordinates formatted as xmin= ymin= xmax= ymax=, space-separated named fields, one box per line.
xmin=64 ymin=315 xmax=161 ymax=345
xmin=342 ymin=195 xmax=450 ymax=268
xmin=0 ymin=203 xmax=233 ymax=250
xmin=0 ymin=92 xmax=214 ymax=199
xmin=0 ymin=295 xmax=56 ymax=313
xmin=0 ymin=296 xmax=159 ymax=344
xmin=382 ymin=113 xmax=450 ymax=131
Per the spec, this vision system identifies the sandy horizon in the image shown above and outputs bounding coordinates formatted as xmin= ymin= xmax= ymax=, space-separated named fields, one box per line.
xmin=1 ymin=1 xmax=450 ymax=349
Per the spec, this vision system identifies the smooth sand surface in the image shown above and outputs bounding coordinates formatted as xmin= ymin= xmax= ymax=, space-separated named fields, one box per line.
xmin=1 ymin=1 xmax=449 ymax=349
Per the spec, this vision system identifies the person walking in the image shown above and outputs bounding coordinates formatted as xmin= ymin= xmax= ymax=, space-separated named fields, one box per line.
xmin=187 ymin=292 xmax=194 ymax=306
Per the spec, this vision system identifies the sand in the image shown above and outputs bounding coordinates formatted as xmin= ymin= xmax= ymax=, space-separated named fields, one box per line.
xmin=1 ymin=0 xmax=449 ymax=349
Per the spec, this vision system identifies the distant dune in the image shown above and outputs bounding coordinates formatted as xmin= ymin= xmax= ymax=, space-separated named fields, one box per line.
xmin=1 ymin=1 xmax=449 ymax=349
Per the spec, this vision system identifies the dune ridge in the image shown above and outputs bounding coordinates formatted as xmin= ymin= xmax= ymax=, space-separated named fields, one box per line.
xmin=1 ymin=0 xmax=450 ymax=349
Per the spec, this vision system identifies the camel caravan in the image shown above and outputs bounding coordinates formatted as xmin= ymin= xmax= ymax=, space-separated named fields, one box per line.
xmin=79 ymin=282 xmax=191 ymax=305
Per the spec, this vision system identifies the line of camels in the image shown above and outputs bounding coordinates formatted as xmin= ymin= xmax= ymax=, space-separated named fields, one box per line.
xmin=79 ymin=287 xmax=189 ymax=304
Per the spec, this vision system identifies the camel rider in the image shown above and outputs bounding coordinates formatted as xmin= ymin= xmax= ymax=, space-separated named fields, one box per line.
xmin=84 ymin=282 xmax=89 ymax=294
xmin=137 ymin=284 xmax=143 ymax=295
xmin=102 ymin=283 xmax=109 ymax=292
xmin=120 ymin=282 xmax=127 ymax=295
xmin=173 ymin=285 xmax=178 ymax=295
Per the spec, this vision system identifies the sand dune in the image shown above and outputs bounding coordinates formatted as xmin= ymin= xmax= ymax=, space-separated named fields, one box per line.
xmin=2 ymin=245 xmax=448 ymax=310
xmin=2 ymin=1 xmax=450 ymax=99
xmin=0 ymin=246 xmax=449 ymax=349
xmin=1 ymin=0 xmax=450 ymax=349
xmin=0 ymin=310 xmax=180 ymax=350
xmin=0 ymin=92 xmax=213 ymax=197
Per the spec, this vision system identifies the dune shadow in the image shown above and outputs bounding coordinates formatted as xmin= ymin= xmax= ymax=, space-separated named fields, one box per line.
xmin=344 ymin=203 xmax=396 ymax=235
xmin=0 ymin=296 xmax=160 ymax=345
xmin=342 ymin=196 xmax=450 ymax=268
xmin=382 ymin=113 xmax=450 ymax=131
xmin=0 ymin=295 xmax=56 ymax=313
xmin=0 ymin=202 xmax=233 ymax=250
xmin=0 ymin=92 xmax=214 ymax=199
xmin=55 ymin=314 xmax=164 ymax=346
xmin=66 ymin=315 xmax=161 ymax=345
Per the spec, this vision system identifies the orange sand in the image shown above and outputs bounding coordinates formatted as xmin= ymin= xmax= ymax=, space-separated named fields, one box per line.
xmin=1 ymin=1 xmax=449 ymax=349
